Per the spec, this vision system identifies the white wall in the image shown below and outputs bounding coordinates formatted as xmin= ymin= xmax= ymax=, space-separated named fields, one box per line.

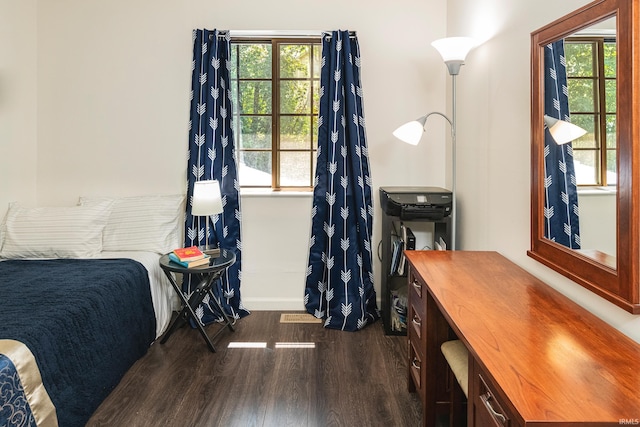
xmin=578 ymin=190 xmax=616 ymax=255
xmin=2 ymin=0 xmax=448 ymax=311
xmin=446 ymin=0 xmax=640 ymax=342
xmin=0 ymin=0 xmax=38 ymax=210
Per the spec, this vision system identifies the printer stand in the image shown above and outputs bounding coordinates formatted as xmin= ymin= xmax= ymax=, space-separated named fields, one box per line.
xmin=379 ymin=187 xmax=452 ymax=336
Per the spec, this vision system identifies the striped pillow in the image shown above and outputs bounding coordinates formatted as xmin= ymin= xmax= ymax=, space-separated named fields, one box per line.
xmin=0 ymin=201 xmax=114 ymax=259
xmin=79 ymin=195 xmax=185 ymax=254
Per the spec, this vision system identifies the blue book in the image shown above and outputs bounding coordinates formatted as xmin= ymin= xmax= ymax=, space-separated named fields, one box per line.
xmin=168 ymin=252 xmax=210 ymax=268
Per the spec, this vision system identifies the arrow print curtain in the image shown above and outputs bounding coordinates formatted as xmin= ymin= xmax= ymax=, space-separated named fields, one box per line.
xmin=544 ymin=40 xmax=580 ymax=248
xmin=185 ymin=29 xmax=250 ymax=326
xmin=305 ymin=30 xmax=379 ymax=331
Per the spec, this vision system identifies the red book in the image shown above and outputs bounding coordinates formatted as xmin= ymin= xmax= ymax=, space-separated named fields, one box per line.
xmin=172 ymin=246 xmax=205 ymax=262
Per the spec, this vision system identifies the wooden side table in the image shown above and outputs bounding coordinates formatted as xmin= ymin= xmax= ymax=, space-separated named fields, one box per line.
xmin=159 ymin=249 xmax=236 ymax=352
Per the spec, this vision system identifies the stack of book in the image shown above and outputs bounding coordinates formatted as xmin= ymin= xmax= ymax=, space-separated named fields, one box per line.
xmin=169 ymin=246 xmax=210 ymax=268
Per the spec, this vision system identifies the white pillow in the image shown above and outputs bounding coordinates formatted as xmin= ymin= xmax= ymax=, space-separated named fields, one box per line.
xmin=0 ymin=206 xmax=7 ymax=251
xmin=0 ymin=201 xmax=114 ymax=259
xmin=79 ymin=195 xmax=185 ymax=254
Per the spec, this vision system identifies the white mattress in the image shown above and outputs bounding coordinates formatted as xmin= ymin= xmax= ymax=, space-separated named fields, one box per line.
xmin=101 ymin=251 xmax=180 ymax=338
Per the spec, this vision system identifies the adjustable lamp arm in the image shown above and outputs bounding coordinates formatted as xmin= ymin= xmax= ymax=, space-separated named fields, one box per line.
xmin=392 ymin=112 xmax=453 ymax=145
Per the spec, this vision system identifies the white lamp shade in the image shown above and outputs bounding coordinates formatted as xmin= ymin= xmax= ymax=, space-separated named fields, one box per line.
xmin=431 ymin=37 xmax=477 ymax=62
xmin=544 ymin=115 xmax=587 ymax=145
xmin=392 ymin=116 xmax=427 ymax=145
xmin=191 ymin=180 xmax=223 ymax=216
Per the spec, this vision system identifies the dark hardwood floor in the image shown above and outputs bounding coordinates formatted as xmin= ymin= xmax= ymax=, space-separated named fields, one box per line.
xmin=87 ymin=311 xmax=422 ymax=427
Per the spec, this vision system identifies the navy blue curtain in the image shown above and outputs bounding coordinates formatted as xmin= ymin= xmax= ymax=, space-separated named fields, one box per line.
xmin=305 ymin=30 xmax=378 ymax=331
xmin=185 ymin=29 xmax=249 ymax=325
xmin=544 ymin=40 xmax=580 ymax=248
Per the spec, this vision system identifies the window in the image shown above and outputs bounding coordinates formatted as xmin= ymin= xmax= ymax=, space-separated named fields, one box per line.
xmin=230 ymin=38 xmax=322 ymax=190
xmin=565 ymin=37 xmax=617 ymax=186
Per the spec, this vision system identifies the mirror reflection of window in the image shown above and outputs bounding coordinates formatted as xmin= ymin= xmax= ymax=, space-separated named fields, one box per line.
xmin=561 ymin=23 xmax=618 ymax=261
xmin=565 ymin=33 xmax=617 ymax=187
xmin=542 ymin=20 xmax=618 ymax=260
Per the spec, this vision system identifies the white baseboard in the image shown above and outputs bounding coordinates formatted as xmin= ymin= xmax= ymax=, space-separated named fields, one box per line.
xmin=241 ymin=297 xmax=383 ymax=312
xmin=241 ymin=297 xmax=306 ymax=311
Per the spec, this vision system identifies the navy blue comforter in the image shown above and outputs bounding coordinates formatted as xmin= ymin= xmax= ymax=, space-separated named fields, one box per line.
xmin=0 ymin=259 xmax=156 ymax=427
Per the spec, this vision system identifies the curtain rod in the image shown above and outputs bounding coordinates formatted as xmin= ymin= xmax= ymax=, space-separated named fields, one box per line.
xmin=213 ymin=30 xmax=357 ymax=39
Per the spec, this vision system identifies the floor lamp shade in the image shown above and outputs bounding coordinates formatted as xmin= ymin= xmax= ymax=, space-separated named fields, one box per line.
xmin=431 ymin=37 xmax=476 ymax=75
xmin=544 ymin=115 xmax=587 ymax=145
xmin=392 ymin=117 xmax=428 ymax=145
xmin=191 ymin=180 xmax=223 ymax=216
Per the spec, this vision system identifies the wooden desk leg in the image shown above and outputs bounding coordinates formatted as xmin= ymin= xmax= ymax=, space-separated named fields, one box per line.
xmin=425 ymin=291 xmax=451 ymax=427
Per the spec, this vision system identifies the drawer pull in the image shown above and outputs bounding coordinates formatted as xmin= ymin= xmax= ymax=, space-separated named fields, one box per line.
xmin=411 ymin=357 xmax=421 ymax=370
xmin=412 ymin=315 xmax=422 ymax=328
xmin=411 ymin=280 xmax=422 ymax=297
xmin=480 ymin=392 xmax=507 ymax=425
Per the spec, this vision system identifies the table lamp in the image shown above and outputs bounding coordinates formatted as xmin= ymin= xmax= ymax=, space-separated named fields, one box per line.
xmin=191 ymin=180 xmax=223 ymax=252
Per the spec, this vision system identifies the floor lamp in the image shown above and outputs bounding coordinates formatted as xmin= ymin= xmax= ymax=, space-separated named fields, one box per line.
xmin=393 ymin=37 xmax=476 ymax=250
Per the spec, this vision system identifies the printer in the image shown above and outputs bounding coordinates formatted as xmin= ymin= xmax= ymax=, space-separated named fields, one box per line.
xmin=379 ymin=186 xmax=452 ymax=220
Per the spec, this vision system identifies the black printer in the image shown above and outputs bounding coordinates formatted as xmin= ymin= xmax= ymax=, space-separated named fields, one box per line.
xmin=379 ymin=186 xmax=452 ymax=220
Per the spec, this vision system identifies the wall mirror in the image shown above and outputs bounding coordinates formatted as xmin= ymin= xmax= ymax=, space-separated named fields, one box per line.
xmin=529 ymin=0 xmax=640 ymax=313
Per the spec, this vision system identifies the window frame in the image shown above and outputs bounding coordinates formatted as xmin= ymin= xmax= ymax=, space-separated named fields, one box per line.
xmin=230 ymin=37 xmax=321 ymax=191
xmin=565 ymin=35 xmax=617 ymax=187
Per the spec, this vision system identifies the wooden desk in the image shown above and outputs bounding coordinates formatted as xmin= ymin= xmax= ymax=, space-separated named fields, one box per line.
xmin=405 ymin=250 xmax=640 ymax=426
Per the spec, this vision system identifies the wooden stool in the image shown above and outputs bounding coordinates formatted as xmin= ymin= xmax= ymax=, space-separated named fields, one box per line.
xmin=441 ymin=340 xmax=468 ymax=426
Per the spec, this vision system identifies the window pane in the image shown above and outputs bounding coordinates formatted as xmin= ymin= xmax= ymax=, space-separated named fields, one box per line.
xmin=280 ymin=116 xmax=311 ymax=149
xmin=565 ymin=43 xmax=594 ymax=77
xmin=605 ymin=80 xmax=616 ymax=113
xmin=239 ymin=81 xmax=272 ymax=114
xmin=604 ymin=42 xmax=617 ymax=78
xmin=280 ymin=45 xmax=311 ymax=78
xmin=605 ymin=114 xmax=616 ymax=149
xmin=280 ymin=81 xmax=311 ymax=114
xmin=568 ymin=78 xmax=596 ymax=112
xmin=607 ymin=148 xmax=617 ymax=185
xmin=570 ymin=114 xmax=596 ymax=149
xmin=239 ymin=151 xmax=272 ymax=186
xmin=312 ymin=80 xmax=320 ymax=115
xmin=230 ymin=45 xmax=238 ymax=79
xmin=573 ymin=149 xmax=600 ymax=186
xmin=238 ymin=117 xmax=272 ymax=150
xmin=231 ymin=79 xmax=238 ymax=108
xmin=312 ymin=115 xmax=318 ymax=149
xmin=238 ymin=44 xmax=271 ymax=79
xmin=280 ymin=151 xmax=311 ymax=186
xmin=312 ymin=45 xmax=321 ymax=79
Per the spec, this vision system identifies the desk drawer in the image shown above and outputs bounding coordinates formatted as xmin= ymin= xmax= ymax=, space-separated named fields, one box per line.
xmin=409 ymin=302 xmax=424 ymax=341
xmin=408 ymin=269 xmax=425 ymax=303
xmin=474 ymin=372 xmax=511 ymax=427
xmin=409 ymin=339 xmax=424 ymax=398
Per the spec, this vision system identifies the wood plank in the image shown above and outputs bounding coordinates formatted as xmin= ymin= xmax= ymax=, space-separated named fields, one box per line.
xmin=87 ymin=311 xmax=422 ymax=426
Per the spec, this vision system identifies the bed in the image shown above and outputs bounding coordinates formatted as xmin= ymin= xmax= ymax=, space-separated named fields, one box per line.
xmin=0 ymin=195 xmax=184 ymax=427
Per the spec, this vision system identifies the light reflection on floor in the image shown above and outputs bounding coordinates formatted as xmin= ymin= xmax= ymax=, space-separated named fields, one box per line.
xmin=227 ymin=342 xmax=316 ymax=349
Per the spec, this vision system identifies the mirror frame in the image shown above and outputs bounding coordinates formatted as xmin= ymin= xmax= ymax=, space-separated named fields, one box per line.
xmin=529 ymin=0 xmax=640 ymax=313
